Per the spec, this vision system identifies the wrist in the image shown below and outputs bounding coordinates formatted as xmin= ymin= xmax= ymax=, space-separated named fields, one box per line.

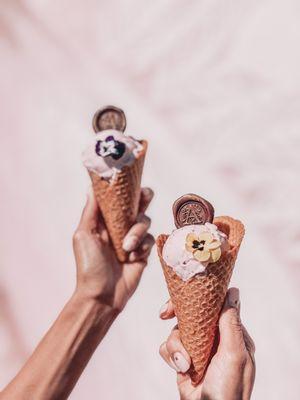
xmin=72 ymin=288 xmax=120 ymax=320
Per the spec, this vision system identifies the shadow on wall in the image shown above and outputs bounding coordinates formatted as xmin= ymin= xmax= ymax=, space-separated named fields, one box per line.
xmin=0 ymin=0 xmax=65 ymax=51
xmin=0 ymin=0 xmax=31 ymax=45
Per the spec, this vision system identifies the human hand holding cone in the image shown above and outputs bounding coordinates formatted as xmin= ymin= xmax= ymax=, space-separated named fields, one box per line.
xmin=157 ymin=194 xmax=245 ymax=384
xmin=83 ymin=106 xmax=147 ymax=262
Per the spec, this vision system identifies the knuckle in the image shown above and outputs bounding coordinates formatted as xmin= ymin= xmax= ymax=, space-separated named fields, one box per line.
xmin=73 ymin=229 xmax=88 ymax=246
xmin=230 ymin=316 xmax=242 ymax=331
xmin=226 ymin=347 xmax=248 ymax=366
xmin=73 ymin=229 xmax=87 ymax=244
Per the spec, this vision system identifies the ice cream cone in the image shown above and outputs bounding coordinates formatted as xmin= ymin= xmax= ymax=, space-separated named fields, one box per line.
xmin=90 ymin=140 xmax=147 ymax=262
xmin=157 ymin=216 xmax=245 ymax=384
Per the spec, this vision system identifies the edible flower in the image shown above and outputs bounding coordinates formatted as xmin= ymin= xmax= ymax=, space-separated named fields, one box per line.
xmin=185 ymin=232 xmax=222 ymax=263
xmin=95 ymin=135 xmax=126 ymax=160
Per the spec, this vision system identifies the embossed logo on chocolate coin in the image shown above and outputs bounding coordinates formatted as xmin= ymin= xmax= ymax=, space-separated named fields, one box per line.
xmin=92 ymin=106 xmax=126 ymax=133
xmin=177 ymin=201 xmax=209 ymax=226
xmin=173 ymin=194 xmax=214 ymax=228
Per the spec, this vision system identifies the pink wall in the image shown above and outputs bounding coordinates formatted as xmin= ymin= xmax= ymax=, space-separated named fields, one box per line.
xmin=0 ymin=1 xmax=300 ymax=399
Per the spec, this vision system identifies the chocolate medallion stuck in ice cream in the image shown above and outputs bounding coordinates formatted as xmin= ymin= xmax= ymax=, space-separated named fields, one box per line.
xmin=173 ymin=194 xmax=214 ymax=228
xmin=92 ymin=105 xmax=126 ymax=132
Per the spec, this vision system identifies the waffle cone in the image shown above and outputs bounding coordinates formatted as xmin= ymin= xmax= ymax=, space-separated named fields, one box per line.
xmin=157 ymin=216 xmax=245 ymax=384
xmin=89 ymin=141 xmax=147 ymax=262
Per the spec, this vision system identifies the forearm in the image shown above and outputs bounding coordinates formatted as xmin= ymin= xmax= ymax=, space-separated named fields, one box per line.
xmin=1 ymin=291 xmax=118 ymax=400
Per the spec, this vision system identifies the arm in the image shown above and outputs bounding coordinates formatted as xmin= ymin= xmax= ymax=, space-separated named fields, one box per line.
xmin=1 ymin=293 xmax=117 ymax=400
xmin=1 ymin=187 xmax=154 ymax=400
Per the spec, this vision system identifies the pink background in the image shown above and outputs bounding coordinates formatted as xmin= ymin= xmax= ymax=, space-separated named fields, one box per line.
xmin=1 ymin=1 xmax=300 ymax=399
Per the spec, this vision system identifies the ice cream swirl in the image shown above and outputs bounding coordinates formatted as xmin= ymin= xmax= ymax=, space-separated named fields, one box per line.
xmin=162 ymin=223 xmax=229 ymax=281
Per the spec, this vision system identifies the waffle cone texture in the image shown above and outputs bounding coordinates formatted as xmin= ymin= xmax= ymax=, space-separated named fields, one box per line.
xmin=89 ymin=140 xmax=147 ymax=262
xmin=157 ymin=216 xmax=245 ymax=384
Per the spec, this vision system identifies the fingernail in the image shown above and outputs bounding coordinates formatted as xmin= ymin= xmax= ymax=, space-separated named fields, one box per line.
xmin=123 ymin=235 xmax=138 ymax=252
xmin=159 ymin=302 xmax=169 ymax=317
xmin=228 ymin=288 xmax=240 ymax=309
xmin=169 ymin=358 xmax=180 ymax=372
xmin=173 ymin=352 xmax=190 ymax=373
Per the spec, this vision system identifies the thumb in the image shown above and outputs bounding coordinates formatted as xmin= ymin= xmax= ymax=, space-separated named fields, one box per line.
xmin=218 ymin=288 xmax=245 ymax=354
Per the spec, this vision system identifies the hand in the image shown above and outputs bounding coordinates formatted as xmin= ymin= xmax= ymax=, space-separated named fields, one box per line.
xmin=159 ymin=288 xmax=255 ymax=400
xmin=73 ymin=187 xmax=154 ymax=312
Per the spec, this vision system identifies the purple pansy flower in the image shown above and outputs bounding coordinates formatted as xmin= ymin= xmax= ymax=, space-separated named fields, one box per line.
xmin=95 ymin=135 xmax=126 ymax=160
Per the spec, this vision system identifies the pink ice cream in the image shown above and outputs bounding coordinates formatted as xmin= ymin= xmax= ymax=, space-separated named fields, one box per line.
xmin=162 ymin=223 xmax=229 ymax=281
xmin=82 ymin=129 xmax=143 ymax=180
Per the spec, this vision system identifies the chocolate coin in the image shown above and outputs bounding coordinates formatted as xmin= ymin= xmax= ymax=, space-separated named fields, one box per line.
xmin=92 ymin=105 xmax=126 ymax=133
xmin=173 ymin=194 xmax=214 ymax=228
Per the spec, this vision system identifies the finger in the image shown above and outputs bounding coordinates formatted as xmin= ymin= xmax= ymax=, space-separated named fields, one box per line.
xmin=97 ymin=214 xmax=110 ymax=243
xmin=139 ymin=187 xmax=154 ymax=213
xmin=242 ymin=325 xmax=256 ymax=358
xmin=122 ymin=259 xmax=147 ymax=294
xmin=128 ymin=234 xmax=155 ymax=262
xmin=218 ymin=288 xmax=246 ymax=356
xmin=165 ymin=328 xmax=191 ymax=373
xmin=77 ymin=187 xmax=100 ymax=232
xmin=176 ymin=371 xmax=194 ymax=388
xmin=210 ymin=327 xmax=220 ymax=358
xmin=122 ymin=214 xmax=151 ymax=252
xmin=159 ymin=341 xmax=180 ymax=372
xmin=159 ymin=299 xmax=176 ymax=320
